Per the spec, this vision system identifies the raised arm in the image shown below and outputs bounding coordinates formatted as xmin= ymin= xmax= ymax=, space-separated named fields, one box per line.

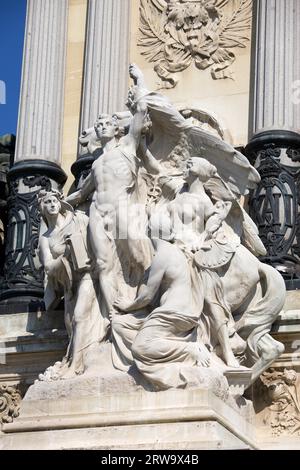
xmin=66 ymin=171 xmax=95 ymax=207
xmin=129 ymin=63 xmax=149 ymax=98
xmin=127 ymin=99 xmax=148 ymax=150
xmin=138 ymin=136 xmax=162 ymax=175
xmin=121 ymin=64 xmax=151 ymax=152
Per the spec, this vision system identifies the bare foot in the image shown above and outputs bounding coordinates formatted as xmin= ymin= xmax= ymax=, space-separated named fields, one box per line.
xmin=190 ymin=342 xmax=211 ymax=367
xmin=230 ymin=332 xmax=246 ymax=355
xmin=224 ymin=350 xmax=240 ymax=368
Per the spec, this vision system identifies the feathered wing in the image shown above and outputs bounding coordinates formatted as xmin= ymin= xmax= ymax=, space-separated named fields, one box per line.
xmin=204 ymin=175 xmax=266 ymax=257
xmin=142 ymin=91 xmax=260 ymax=196
xmin=150 ymin=0 xmax=167 ymax=12
xmin=187 ymin=125 xmax=260 ymax=196
xmin=142 ymin=90 xmax=265 ymax=255
xmin=215 ymin=0 xmax=228 ymax=7
xmin=204 ymin=175 xmax=236 ymax=202
xmin=138 ymin=0 xmax=167 ymax=63
xmin=240 ymin=206 xmax=267 ymax=257
xmin=219 ymin=0 xmax=252 ymax=49
xmin=142 ymin=89 xmax=260 ymax=199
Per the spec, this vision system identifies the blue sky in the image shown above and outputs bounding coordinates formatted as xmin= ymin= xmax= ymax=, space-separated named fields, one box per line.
xmin=0 ymin=0 xmax=27 ymax=136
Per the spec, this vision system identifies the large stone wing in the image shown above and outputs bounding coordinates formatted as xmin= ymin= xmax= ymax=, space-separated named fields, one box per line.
xmin=239 ymin=205 xmax=267 ymax=257
xmin=218 ymin=0 xmax=252 ymax=49
xmin=188 ymin=125 xmax=260 ymax=196
xmin=143 ymin=91 xmax=259 ymax=197
xmin=138 ymin=0 xmax=168 ymax=63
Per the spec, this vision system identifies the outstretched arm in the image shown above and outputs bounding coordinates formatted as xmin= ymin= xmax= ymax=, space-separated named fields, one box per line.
xmin=127 ymin=99 xmax=148 ymax=150
xmin=122 ymin=64 xmax=151 ymax=152
xmin=66 ymin=172 xmax=95 ymax=207
xmin=121 ymin=98 xmax=148 ymax=153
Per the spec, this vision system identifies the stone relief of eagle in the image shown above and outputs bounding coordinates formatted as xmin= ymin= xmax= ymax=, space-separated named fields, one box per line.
xmin=138 ymin=0 xmax=252 ymax=88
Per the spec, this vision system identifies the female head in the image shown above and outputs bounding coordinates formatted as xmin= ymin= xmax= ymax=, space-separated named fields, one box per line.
xmin=38 ymin=189 xmax=73 ymax=226
xmin=184 ymin=157 xmax=217 ymax=184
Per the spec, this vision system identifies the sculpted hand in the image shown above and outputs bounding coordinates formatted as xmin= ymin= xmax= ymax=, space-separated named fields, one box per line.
xmin=129 ymin=63 xmax=144 ymax=83
xmin=113 ymin=297 xmax=133 ymax=313
xmin=191 ymin=240 xmax=203 ymax=253
xmin=197 ymin=342 xmax=211 ymax=367
xmin=190 ymin=235 xmax=205 ymax=253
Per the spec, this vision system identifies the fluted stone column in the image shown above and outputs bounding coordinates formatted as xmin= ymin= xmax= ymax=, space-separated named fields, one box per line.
xmin=246 ymin=0 xmax=300 ymax=289
xmin=72 ymin=0 xmax=131 ymax=186
xmin=249 ymin=0 xmax=300 ymax=135
xmin=0 ymin=0 xmax=68 ymax=304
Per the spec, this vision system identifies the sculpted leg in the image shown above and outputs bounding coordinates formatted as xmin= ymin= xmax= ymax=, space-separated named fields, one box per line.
xmin=249 ymin=334 xmax=285 ymax=384
xmin=59 ymin=276 xmax=107 ymax=379
xmin=62 ymin=279 xmax=94 ymax=378
xmin=89 ymin=204 xmax=118 ymax=322
xmin=206 ymin=303 xmax=240 ymax=368
xmin=131 ymin=311 xmax=210 ymax=389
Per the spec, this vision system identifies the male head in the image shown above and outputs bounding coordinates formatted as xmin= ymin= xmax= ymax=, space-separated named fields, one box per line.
xmin=94 ymin=114 xmax=119 ymax=144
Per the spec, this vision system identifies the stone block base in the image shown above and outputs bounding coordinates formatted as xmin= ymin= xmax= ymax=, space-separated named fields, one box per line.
xmin=1 ymin=382 xmax=257 ymax=450
xmin=0 ymin=309 xmax=67 ymax=388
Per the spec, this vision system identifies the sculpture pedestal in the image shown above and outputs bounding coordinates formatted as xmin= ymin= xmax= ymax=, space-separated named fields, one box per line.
xmin=0 ymin=308 xmax=67 ymax=388
xmin=1 ymin=377 xmax=257 ymax=450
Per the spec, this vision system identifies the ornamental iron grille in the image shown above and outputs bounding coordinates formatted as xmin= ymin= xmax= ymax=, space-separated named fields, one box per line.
xmin=249 ymin=143 xmax=300 ymax=288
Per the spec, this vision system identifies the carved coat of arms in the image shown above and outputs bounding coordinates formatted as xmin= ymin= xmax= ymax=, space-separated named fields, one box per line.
xmin=138 ymin=0 xmax=252 ymax=87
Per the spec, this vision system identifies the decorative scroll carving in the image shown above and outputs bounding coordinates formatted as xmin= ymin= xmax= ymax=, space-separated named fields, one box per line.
xmin=287 ymin=147 xmax=300 ymax=162
xmin=248 ymin=143 xmax=300 ymax=286
xmin=257 ymin=369 xmax=300 ymax=437
xmin=138 ymin=0 xmax=252 ymax=88
xmin=0 ymin=384 xmax=21 ymax=424
xmin=0 ymin=160 xmax=67 ymax=303
xmin=3 ymin=176 xmax=51 ymax=296
xmin=0 ymin=135 xmax=15 ymax=281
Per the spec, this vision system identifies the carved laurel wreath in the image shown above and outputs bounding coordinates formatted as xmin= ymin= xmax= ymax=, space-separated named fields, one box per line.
xmin=138 ymin=0 xmax=252 ymax=88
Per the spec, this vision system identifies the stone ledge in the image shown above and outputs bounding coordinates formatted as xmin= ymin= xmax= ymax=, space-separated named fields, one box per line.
xmin=1 ymin=387 xmax=257 ymax=450
xmin=0 ymin=310 xmax=67 ymax=388
xmin=0 ymin=421 xmax=254 ymax=450
xmin=0 ymin=309 xmax=65 ymax=338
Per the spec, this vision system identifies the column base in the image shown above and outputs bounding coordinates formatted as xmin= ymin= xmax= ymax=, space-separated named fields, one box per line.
xmin=71 ymin=151 xmax=101 ymax=189
xmin=245 ymin=129 xmax=300 ymax=290
xmin=0 ymin=159 xmax=67 ymax=305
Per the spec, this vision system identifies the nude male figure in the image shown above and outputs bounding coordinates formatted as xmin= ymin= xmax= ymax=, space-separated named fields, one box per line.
xmin=66 ymin=64 xmax=160 ymax=323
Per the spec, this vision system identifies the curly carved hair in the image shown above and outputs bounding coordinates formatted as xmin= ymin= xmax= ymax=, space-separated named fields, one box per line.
xmin=38 ymin=189 xmax=73 ymax=220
